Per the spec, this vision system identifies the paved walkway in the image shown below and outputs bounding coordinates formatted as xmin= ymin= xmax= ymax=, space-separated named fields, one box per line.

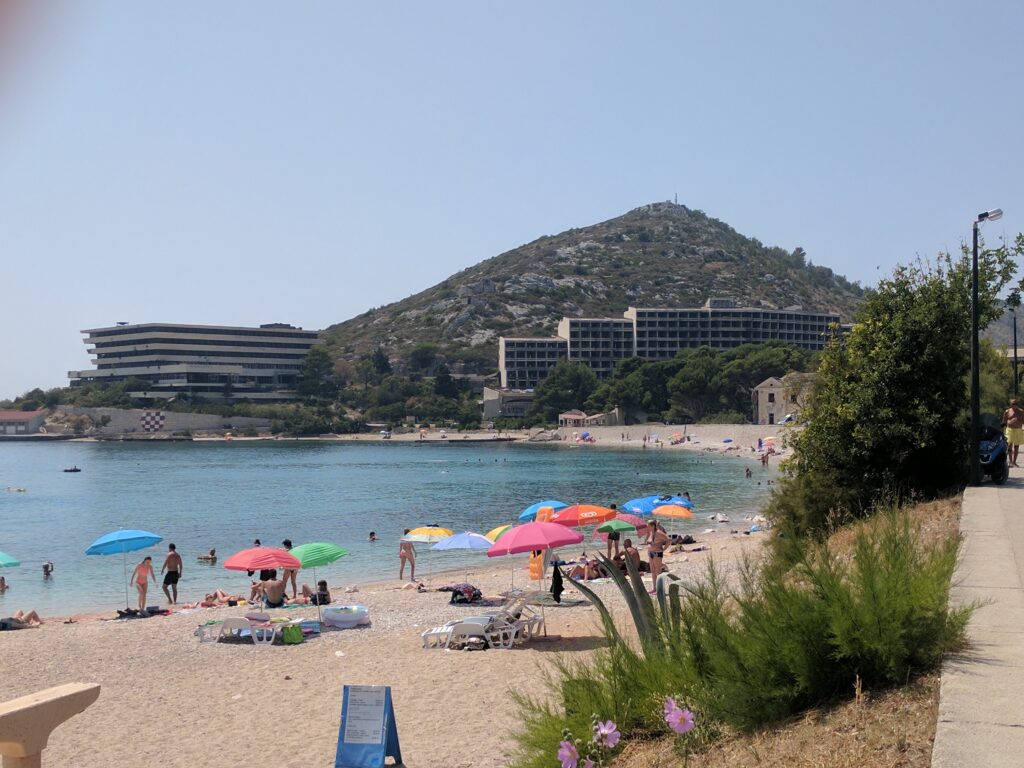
xmin=932 ymin=468 xmax=1024 ymax=767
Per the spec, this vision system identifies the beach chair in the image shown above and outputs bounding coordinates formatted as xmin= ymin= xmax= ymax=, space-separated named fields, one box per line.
xmin=484 ymin=616 xmax=525 ymax=650
xmin=195 ymin=620 xmax=223 ymax=643
xmin=217 ymin=617 xmax=254 ymax=643
xmin=421 ymin=616 xmax=489 ymax=649
xmin=448 ymin=620 xmax=491 ymax=649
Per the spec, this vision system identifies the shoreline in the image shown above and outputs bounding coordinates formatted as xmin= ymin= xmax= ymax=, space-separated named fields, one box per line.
xmin=0 ymin=529 xmax=767 ymax=767
xmin=48 ymin=526 xmax=768 ymax=626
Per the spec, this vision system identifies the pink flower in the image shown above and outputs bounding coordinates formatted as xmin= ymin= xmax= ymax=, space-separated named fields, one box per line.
xmin=594 ymin=719 xmax=621 ymax=748
xmin=664 ymin=697 xmax=695 ymax=734
xmin=664 ymin=696 xmax=678 ymax=718
xmin=558 ymin=740 xmax=579 ymax=768
xmin=582 ymin=760 xmax=595 ymax=768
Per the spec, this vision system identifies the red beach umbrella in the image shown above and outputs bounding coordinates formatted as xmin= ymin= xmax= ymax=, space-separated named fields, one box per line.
xmin=223 ymin=547 xmax=300 ymax=572
xmin=551 ymin=504 xmax=616 ymax=527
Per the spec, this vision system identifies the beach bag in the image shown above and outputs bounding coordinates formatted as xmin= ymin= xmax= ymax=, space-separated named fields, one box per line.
xmin=281 ymin=625 xmax=304 ymax=645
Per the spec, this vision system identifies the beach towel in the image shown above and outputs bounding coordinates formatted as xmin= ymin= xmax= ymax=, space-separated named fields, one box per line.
xmin=439 ymin=583 xmax=482 ymax=604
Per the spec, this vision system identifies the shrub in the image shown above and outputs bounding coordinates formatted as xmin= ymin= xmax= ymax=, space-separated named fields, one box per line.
xmin=510 ymin=505 xmax=972 ymax=764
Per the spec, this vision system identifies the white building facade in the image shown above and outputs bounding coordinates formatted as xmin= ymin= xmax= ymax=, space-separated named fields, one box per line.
xmin=69 ymin=322 xmax=320 ymax=402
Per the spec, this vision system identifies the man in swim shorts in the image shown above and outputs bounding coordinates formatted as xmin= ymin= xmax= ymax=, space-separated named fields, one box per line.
xmin=161 ymin=543 xmax=183 ymax=604
xmin=1002 ymin=398 xmax=1024 ymax=467
xmin=259 ymin=577 xmax=288 ymax=609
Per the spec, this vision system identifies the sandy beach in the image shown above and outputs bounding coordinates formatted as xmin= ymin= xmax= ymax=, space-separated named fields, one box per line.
xmin=0 ymin=530 xmax=766 ymax=767
xmin=194 ymin=422 xmax=796 ymax=460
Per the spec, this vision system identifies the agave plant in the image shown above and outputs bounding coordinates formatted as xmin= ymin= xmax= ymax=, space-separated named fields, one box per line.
xmin=566 ymin=551 xmax=688 ymax=654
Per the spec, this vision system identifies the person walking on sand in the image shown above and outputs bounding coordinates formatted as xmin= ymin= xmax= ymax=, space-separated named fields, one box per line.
xmin=399 ymin=529 xmax=416 ymax=581
xmin=161 ymin=543 xmax=183 ymax=604
xmin=1002 ymin=398 xmax=1024 ymax=467
xmin=129 ymin=556 xmax=157 ymax=612
xmin=645 ymin=520 xmax=669 ymax=592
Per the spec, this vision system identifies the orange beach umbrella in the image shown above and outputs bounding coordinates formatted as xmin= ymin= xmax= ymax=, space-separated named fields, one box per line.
xmin=551 ymin=504 xmax=616 ymax=527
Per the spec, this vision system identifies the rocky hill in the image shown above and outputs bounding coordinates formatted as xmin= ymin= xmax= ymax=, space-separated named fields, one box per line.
xmin=322 ymin=202 xmax=866 ymax=372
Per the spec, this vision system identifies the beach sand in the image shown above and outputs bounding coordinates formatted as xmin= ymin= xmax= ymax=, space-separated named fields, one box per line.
xmin=193 ymin=422 xmax=796 ymax=462
xmin=0 ymin=531 xmax=765 ymax=767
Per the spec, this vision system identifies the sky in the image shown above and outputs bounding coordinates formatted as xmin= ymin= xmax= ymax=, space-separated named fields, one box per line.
xmin=2 ymin=1 xmax=1023 ymax=399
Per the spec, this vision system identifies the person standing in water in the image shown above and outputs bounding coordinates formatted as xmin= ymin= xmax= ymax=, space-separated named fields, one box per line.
xmin=399 ymin=529 xmax=416 ymax=581
xmin=129 ymin=556 xmax=157 ymax=612
xmin=161 ymin=543 xmax=183 ymax=604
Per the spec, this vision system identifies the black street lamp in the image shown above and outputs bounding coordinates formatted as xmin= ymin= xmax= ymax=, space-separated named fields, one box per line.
xmin=971 ymin=207 xmax=1003 ymax=486
xmin=1009 ymin=290 xmax=1021 ymax=397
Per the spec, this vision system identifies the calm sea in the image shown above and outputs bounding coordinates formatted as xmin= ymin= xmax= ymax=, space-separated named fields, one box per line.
xmin=0 ymin=441 xmax=773 ymax=616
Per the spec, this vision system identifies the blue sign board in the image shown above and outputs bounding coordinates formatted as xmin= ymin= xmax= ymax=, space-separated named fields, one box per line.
xmin=335 ymin=685 xmax=402 ymax=767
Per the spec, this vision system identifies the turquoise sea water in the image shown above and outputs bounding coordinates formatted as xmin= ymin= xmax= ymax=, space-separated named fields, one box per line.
xmin=0 ymin=441 xmax=773 ymax=616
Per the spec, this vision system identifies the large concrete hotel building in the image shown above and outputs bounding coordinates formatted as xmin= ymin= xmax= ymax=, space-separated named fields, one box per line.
xmin=69 ymin=322 xmax=320 ymax=402
xmin=499 ymin=299 xmax=841 ymax=389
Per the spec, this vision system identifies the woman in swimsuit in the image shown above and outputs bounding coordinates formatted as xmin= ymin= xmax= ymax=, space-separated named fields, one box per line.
xmin=129 ymin=556 xmax=157 ymax=613
xmin=399 ymin=529 xmax=416 ymax=581
xmin=0 ymin=609 xmax=42 ymax=630
xmin=646 ymin=521 xmax=669 ymax=591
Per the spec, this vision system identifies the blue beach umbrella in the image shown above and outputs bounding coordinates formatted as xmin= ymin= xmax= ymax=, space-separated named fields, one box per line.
xmin=432 ymin=531 xmax=494 ymax=584
xmin=431 ymin=532 xmax=493 ymax=551
xmin=86 ymin=529 xmax=162 ymax=611
xmin=519 ymin=500 xmax=569 ymax=522
xmin=622 ymin=495 xmax=695 ymax=516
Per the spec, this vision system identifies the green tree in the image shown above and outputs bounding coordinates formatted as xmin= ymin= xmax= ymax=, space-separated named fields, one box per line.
xmin=297 ymin=346 xmax=335 ymax=399
xmin=770 ymin=242 xmax=1023 ymax=540
xmin=527 ymin=361 xmax=598 ymax=422
xmin=371 ymin=347 xmax=393 ymax=376
xmin=407 ymin=344 xmax=440 ymax=372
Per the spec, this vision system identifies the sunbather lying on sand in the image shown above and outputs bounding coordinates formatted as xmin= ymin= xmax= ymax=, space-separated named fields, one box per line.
xmin=181 ymin=590 xmax=246 ymax=609
xmin=288 ymin=580 xmax=332 ymax=605
xmin=0 ymin=609 xmax=43 ymax=630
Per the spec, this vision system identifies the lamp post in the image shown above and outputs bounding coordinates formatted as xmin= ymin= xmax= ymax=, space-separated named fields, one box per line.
xmin=970 ymin=207 xmax=1003 ymax=485
xmin=1011 ymin=303 xmax=1019 ymax=397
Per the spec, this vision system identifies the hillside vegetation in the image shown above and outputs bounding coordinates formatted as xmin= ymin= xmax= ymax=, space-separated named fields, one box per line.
xmin=323 ymin=201 xmax=865 ymax=371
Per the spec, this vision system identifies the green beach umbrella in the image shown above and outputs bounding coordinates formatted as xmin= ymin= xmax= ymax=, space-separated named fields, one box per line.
xmin=290 ymin=542 xmax=349 ymax=625
xmin=596 ymin=519 xmax=637 ymax=534
xmin=290 ymin=542 xmax=349 ymax=568
xmin=0 ymin=551 xmax=21 ymax=568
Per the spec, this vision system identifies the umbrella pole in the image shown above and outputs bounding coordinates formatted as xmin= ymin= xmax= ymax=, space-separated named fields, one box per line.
xmin=314 ymin=566 xmax=322 ymax=628
xmin=122 ymin=550 xmax=129 ymax=611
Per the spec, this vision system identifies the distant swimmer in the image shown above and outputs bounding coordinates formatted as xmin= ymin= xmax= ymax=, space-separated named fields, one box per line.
xmin=197 ymin=548 xmax=217 ymax=563
xmin=42 ymin=561 xmax=54 ymax=579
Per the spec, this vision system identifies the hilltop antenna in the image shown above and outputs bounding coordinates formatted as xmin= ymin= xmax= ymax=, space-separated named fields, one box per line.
xmin=674 ymin=193 xmax=678 ymax=205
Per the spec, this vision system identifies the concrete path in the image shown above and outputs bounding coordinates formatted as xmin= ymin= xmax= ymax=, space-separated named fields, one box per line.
xmin=932 ymin=468 xmax=1024 ymax=767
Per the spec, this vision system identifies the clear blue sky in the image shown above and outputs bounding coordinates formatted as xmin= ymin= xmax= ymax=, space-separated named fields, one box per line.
xmin=2 ymin=1 xmax=1023 ymax=399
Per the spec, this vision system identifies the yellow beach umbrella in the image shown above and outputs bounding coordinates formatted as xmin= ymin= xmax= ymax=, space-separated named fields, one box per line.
xmin=401 ymin=527 xmax=454 ymax=585
xmin=402 ymin=526 xmax=454 ymax=543
xmin=485 ymin=524 xmax=513 ymax=542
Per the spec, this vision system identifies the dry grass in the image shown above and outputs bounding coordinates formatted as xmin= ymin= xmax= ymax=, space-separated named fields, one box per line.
xmin=827 ymin=498 xmax=961 ymax=559
xmin=610 ymin=497 xmax=961 ymax=768
xmin=613 ymin=673 xmax=940 ymax=768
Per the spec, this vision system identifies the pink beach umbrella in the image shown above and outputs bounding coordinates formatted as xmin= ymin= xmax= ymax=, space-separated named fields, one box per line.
xmin=487 ymin=522 xmax=583 ymax=637
xmin=486 ymin=521 xmax=584 ymax=557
